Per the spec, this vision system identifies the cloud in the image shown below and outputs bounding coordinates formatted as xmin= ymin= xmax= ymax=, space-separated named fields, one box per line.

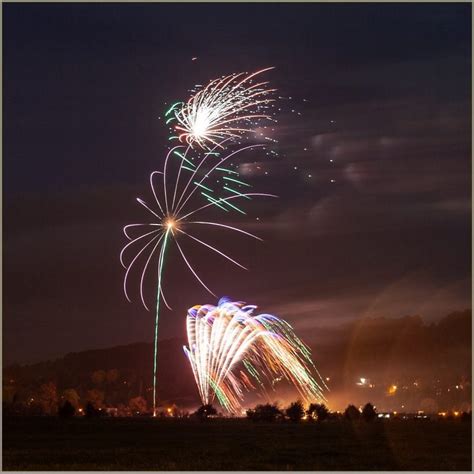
xmin=260 ymin=273 xmax=471 ymax=333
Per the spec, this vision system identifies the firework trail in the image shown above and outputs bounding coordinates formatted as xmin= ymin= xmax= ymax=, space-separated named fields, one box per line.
xmin=183 ymin=298 xmax=328 ymax=414
xmin=121 ymin=69 xmax=278 ymax=415
xmin=166 ymin=68 xmax=276 ymax=150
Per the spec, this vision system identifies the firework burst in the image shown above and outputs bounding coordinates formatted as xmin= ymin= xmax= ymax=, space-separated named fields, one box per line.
xmin=122 ymin=139 xmax=277 ymax=417
xmin=183 ymin=298 xmax=328 ymax=414
xmin=122 ymin=68 xmax=279 ymax=416
xmin=121 ymin=142 xmax=276 ymax=311
xmin=166 ymin=67 xmax=276 ymax=150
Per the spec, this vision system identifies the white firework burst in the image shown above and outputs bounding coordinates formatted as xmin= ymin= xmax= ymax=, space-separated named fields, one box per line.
xmin=169 ymin=68 xmax=276 ymax=150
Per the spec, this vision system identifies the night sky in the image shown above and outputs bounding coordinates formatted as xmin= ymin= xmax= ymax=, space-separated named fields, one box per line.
xmin=4 ymin=3 xmax=471 ymax=365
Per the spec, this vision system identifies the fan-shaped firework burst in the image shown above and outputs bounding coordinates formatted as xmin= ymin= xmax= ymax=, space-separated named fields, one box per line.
xmin=166 ymin=67 xmax=276 ymax=150
xmin=183 ymin=298 xmax=328 ymax=414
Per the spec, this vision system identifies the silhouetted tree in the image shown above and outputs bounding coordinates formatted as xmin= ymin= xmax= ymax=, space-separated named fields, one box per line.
xmin=85 ymin=401 xmax=100 ymax=418
xmin=62 ymin=389 xmax=80 ymax=409
xmin=86 ymin=389 xmax=105 ymax=409
xmin=9 ymin=401 xmax=33 ymax=416
xmin=58 ymin=400 xmax=75 ymax=418
xmin=2 ymin=401 xmax=31 ymax=417
xmin=28 ymin=401 xmax=44 ymax=416
xmin=328 ymin=411 xmax=343 ymax=421
xmin=285 ymin=401 xmax=305 ymax=423
xmin=344 ymin=404 xmax=361 ymax=421
xmin=117 ymin=403 xmax=131 ymax=417
xmin=129 ymin=396 xmax=147 ymax=415
xmin=246 ymin=403 xmax=283 ymax=422
xmin=362 ymin=403 xmax=377 ymax=422
xmin=195 ymin=404 xmax=217 ymax=421
xmin=169 ymin=403 xmax=180 ymax=418
xmin=307 ymin=403 xmax=329 ymax=422
xmin=38 ymin=382 xmax=58 ymax=415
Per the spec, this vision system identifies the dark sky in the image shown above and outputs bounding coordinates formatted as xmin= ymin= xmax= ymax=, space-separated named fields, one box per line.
xmin=4 ymin=3 xmax=471 ymax=365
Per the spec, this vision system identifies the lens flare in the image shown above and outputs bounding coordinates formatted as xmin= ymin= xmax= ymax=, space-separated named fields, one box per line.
xmin=183 ymin=298 xmax=328 ymax=414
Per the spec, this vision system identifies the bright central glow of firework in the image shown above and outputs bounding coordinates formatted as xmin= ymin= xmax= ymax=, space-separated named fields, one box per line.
xmin=121 ymin=143 xmax=276 ymax=311
xmin=168 ymin=68 xmax=276 ymax=149
xmin=183 ymin=298 xmax=328 ymax=414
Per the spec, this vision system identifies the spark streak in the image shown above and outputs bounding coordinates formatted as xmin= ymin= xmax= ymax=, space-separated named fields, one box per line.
xmin=184 ymin=298 xmax=327 ymax=414
xmin=173 ymin=68 xmax=276 ymax=149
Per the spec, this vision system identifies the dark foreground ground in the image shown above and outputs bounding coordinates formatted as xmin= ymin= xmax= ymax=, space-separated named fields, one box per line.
xmin=2 ymin=417 xmax=472 ymax=471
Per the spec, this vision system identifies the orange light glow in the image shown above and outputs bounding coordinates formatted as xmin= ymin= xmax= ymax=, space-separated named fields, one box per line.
xmin=388 ymin=384 xmax=398 ymax=395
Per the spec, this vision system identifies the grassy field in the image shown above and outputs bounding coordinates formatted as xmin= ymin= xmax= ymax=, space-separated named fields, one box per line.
xmin=2 ymin=417 xmax=472 ymax=471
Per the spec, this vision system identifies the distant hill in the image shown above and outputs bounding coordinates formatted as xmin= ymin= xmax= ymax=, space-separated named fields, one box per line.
xmin=3 ymin=310 xmax=471 ymax=412
xmin=3 ymin=338 xmax=200 ymax=409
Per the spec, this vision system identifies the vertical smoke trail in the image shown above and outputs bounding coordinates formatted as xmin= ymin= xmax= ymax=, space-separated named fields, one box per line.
xmin=152 ymin=229 xmax=170 ymax=416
